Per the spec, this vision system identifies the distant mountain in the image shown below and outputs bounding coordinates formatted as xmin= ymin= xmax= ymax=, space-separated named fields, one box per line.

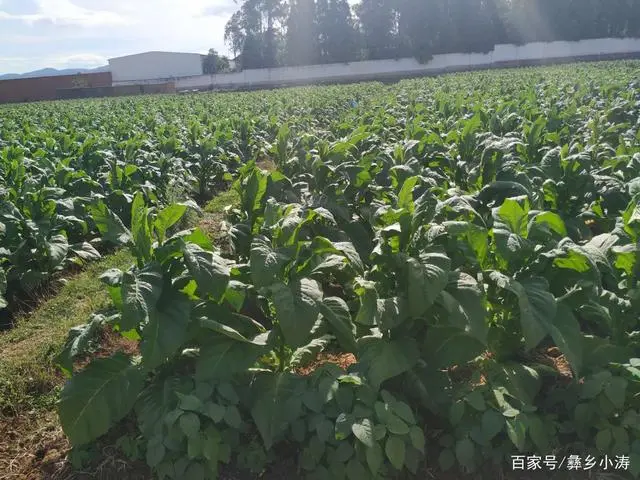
xmin=0 ymin=65 xmax=110 ymax=81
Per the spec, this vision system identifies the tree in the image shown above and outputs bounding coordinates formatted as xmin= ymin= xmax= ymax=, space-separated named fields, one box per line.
xmin=241 ymin=32 xmax=265 ymax=69
xmin=395 ymin=0 xmax=436 ymax=60
xmin=225 ymin=0 xmax=637 ymax=69
xmin=202 ymin=49 xmax=231 ymax=74
xmin=224 ymin=0 xmax=287 ymax=69
xmin=316 ymin=0 xmax=359 ymax=63
xmin=225 ymin=11 xmax=246 ymax=59
xmin=286 ymin=0 xmax=319 ymax=66
xmin=262 ymin=0 xmax=287 ymax=68
xmin=356 ymin=0 xmax=397 ymax=60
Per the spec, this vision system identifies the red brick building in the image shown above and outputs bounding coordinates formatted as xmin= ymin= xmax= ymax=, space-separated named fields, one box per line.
xmin=0 ymin=72 xmax=112 ymax=104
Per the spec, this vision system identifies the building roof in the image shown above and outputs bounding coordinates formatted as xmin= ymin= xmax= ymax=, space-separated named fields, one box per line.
xmin=108 ymin=51 xmax=205 ymax=62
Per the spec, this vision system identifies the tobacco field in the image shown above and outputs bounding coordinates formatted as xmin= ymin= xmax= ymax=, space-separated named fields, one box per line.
xmin=1 ymin=61 xmax=640 ymax=479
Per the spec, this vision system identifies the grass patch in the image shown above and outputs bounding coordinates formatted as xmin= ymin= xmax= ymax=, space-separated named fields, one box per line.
xmin=204 ymin=188 xmax=240 ymax=215
xmin=0 ymin=250 xmax=133 ymax=414
xmin=200 ymin=189 xmax=241 ymax=254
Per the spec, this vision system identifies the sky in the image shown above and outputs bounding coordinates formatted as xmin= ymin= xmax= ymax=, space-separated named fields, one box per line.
xmin=0 ymin=0 xmax=240 ymax=74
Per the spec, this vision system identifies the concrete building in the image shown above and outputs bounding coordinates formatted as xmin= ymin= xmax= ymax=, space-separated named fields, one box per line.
xmin=108 ymin=51 xmax=205 ymax=86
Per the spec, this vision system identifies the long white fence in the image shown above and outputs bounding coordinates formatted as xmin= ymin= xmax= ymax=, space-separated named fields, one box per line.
xmin=176 ymin=37 xmax=640 ymax=91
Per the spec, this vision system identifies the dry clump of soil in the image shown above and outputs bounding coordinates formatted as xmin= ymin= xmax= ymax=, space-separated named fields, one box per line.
xmin=198 ymin=214 xmax=234 ymax=257
xmin=295 ymin=352 xmax=357 ymax=376
xmin=256 ymin=157 xmax=277 ymax=172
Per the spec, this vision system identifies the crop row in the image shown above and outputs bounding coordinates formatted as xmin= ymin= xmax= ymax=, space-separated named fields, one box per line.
xmin=2 ymin=61 xmax=640 ymax=478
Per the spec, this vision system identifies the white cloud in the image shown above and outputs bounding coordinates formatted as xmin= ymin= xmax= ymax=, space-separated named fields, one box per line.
xmin=0 ymin=0 xmax=130 ymax=27
xmin=94 ymin=0 xmax=238 ymax=55
xmin=0 ymin=0 xmax=251 ymax=73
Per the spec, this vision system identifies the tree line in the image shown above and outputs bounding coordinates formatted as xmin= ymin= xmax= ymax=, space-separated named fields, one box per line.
xmin=222 ymin=0 xmax=640 ymax=70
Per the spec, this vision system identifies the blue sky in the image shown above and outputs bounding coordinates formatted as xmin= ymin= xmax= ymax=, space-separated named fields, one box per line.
xmin=0 ymin=0 xmax=239 ymax=74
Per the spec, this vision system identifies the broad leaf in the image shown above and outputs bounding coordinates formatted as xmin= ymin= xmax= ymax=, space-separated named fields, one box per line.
xmin=140 ymin=288 xmax=191 ymax=369
xmin=494 ymin=196 xmax=529 ymax=236
xmin=250 ymin=372 xmax=305 ymax=449
xmin=131 ymin=192 xmax=152 ymax=262
xmin=183 ymin=243 xmax=230 ymax=300
xmin=488 ymin=272 xmax=556 ymax=350
xmin=385 ymin=435 xmax=406 ymax=470
xmin=58 ymin=353 xmax=144 ymax=446
xmin=407 ymin=253 xmax=451 ymax=318
xmin=455 ymin=438 xmax=475 ymax=469
xmin=441 ymin=272 xmax=487 ymax=342
xmin=351 ymin=418 xmax=375 ymax=448
xmin=319 ymin=297 xmax=357 ymax=353
xmin=423 ymin=326 xmax=486 ymax=369
xmin=155 ymin=204 xmax=188 ymax=243
xmin=549 ymin=302 xmax=582 ymax=375
xmin=506 ymin=417 xmax=527 ymax=451
xmin=120 ymin=263 xmax=163 ymax=331
xmin=46 ymin=234 xmax=69 ymax=267
xmin=57 ymin=314 xmax=107 ymax=376
xmin=90 ymin=202 xmax=132 ymax=245
xmin=196 ymin=338 xmax=264 ymax=380
xmin=272 ymin=278 xmax=322 ymax=348
xmin=358 ymin=337 xmax=419 ymax=389
xmin=250 ymin=236 xmax=289 ymax=288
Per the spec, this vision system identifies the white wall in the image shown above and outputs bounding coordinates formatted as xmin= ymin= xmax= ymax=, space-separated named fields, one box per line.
xmin=175 ymin=37 xmax=640 ymax=92
xmin=109 ymin=52 xmax=203 ymax=84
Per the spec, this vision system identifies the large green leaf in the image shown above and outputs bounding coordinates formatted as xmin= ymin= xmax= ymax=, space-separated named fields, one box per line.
xmin=440 ymin=272 xmax=487 ymax=342
xmin=376 ymin=297 xmax=408 ymax=331
xmin=250 ymin=372 xmax=305 ymax=449
xmin=528 ymin=211 xmax=567 ymax=238
xmin=250 ymin=236 xmax=289 ymax=288
xmin=493 ymin=229 xmax=533 ymax=265
xmin=70 ymin=241 xmax=102 ymax=262
xmin=200 ymin=317 xmax=266 ymax=345
xmin=196 ymin=338 xmax=264 ymax=381
xmin=549 ymin=302 xmax=583 ymax=375
xmin=309 ymin=237 xmax=364 ymax=273
xmin=488 ymin=272 xmax=556 ymax=350
xmin=183 ymin=243 xmax=230 ymax=300
xmin=442 ymin=221 xmax=489 ymax=266
xmin=57 ymin=314 xmax=107 ymax=376
xmin=358 ymin=337 xmax=419 ymax=389
xmin=243 ymin=168 xmax=268 ymax=219
xmin=352 ymin=418 xmax=375 ymax=447
xmin=423 ymin=326 xmax=486 ymax=369
xmin=354 ymin=279 xmax=378 ymax=326
xmin=494 ymin=197 xmax=529 ymax=236
xmin=120 ymin=263 xmax=163 ymax=331
xmin=58 ymin=353 xmax=145 ymax=446
xmin=46 ymin=234 xmax=69 ymax=268
xmin=398 ymin=176 xmax=418 ymax=212
xmin=506 ymin=417 xmax=527 ymax=451
xmin=155 ymin=203 xmax=188 ymax=244
xmin=131 ymin=192 xmax=152 ymax=262
xmin=140 ymin=288 xmax=191 ymax=369
xmin=385 ymin=435 xmax=406 ymax=470
xmin=271 ymin=278 xmax=322 ymax=348
xmin=319 ymin=297 xmax=357 ymax=353
xmin=406 ymin=253 xmax=451 ymax=318
xmin=455 ymin=438 xmax=475 ymax=469
xmin=90 ymin=201 xmax=132 ymax=245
